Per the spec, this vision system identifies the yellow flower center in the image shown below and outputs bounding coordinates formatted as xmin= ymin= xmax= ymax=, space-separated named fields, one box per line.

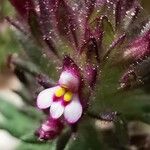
xmin=54 ymin=86 xmax=73 ymax=102
xmin=55 ymin=87 xmax=66 ymax=97
xmin=64 ymin=91 xmax=73 ymax=102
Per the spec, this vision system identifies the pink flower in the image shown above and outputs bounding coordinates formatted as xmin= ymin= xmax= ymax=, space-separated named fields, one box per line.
xmin=36 ymin=118 xmax=64 ymax=141
xmin=37 ymin=69 xmax=83 ymax=124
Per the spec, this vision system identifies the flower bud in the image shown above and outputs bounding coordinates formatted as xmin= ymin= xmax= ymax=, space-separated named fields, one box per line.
xmin=123 ymin=30 xmax=150 ymax=61
xmin=35 ymin=118 xmax=64 ymax=141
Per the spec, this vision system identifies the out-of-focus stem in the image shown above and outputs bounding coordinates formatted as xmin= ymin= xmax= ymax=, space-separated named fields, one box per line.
xmin=7 ymin=54 xmax=56 ymax=88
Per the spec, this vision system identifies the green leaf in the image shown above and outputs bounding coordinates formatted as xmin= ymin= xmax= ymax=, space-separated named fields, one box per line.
xmin=0 ymin=1 xmax=15 ymax=18
xmin=101 ymin=118 xmax=129 ymax=149
xmin=91 ymin=64 xmax=150 ymax=123
xmin=56 ymin=129 xmax=71 ymax=150
xmin=28 ymin=11 xmax=42 ymax=44
xmin=0 ymin=98 xmax=40 ymax=140
xmin=65 ymin=120 xmax=104 ymax=150
xmin=99 ymin=120 xmax=129 ymax=149
xmin=16 ymin=141 xmax=56 ymax=150
xmin=20 ymin=106 xmax=43 ymax=122
xmin=17 ymin=33 xmax=58 ymax=79
xmin=0 ymin=28 xmax=20 ymax=66
xmin=20 ymin=131 xmax=39 ymax=143
xmin=102 ymin=17 xmax=115 ymax=51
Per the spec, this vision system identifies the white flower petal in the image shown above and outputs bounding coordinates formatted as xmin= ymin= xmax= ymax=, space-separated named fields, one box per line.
xmin=50 ymin=101 xmax=64 ymax=119
xmin=37 ymin=86 xmax=59 ymax=109
xmin=59 ymin=71 xmax=79 ymax=92
xmin=64 ymin=94 xmax=82 ymax=124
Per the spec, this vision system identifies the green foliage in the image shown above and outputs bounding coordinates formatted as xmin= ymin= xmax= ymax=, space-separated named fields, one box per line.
xmin=0 ymin=98 xmax=54 ymax=149
xmin=91 ymin=64 xmax=150 ymax=124
xmin=0 ymin=0 xmax=15 ymax=19
xmin=0 ymin=0 xmax=150 ymax=150
xmin=102 ymin=17 xmax=115 ymax=49
xmin=16 ymin=142 xmax=56 ymax=150
xmin=0 ymin=98 xmax=41 ymax=139
xmin=0 ymin=0 xmax=18 ymax=66
xmin=17 ymin=33 xmax=58 ymax=79
xmin=0 ymin=28 xmax=20 ymax=66
xmin=64 ymin=120 xmax=104 ymax=150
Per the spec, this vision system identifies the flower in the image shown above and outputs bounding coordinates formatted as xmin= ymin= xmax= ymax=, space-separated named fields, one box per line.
xmin=36 ymin=118 xmax=64 ymax=141
xmin=37 ymin=59 xmax=83 ymax=124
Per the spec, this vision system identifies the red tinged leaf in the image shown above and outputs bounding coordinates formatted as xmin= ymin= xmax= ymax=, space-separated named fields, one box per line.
xmin=115 ymin=0 xmax=122 ymax=28
xmin=64 ymin=0 xmax=91 ymax=49
xmin=85 ymin=0 xmax=96 ymax=19
xmin=56 ymin=0 xmax=78 ymax=49
xmin=95 ymin=0 xmax=106 ymax=6
xmin=28 ymin=10 xmax=42 ymax=43
xmin=9 ymin=0 xmax=34 ymax=18
xmin=38 ymin=0 xmax=58 ymax=38
xmin=38 ymin=0 xmax=59 ymax=56
xmin=119 ymin=58 xmax=150 ymax=89
xmin=119 ymin=67 xmax=137 ymax=90
xmin=84 ymin=64 xmax=97 ymax=89
xmin=55 ymin=0 xmax=99 ymax=50
xmin=124 ymin=6 xmax=140 ymax=30
xmin=124 ymin=0 xmax=139 ymax=10
xmin=80 ymin=17 xmax=103 ymax=62
xmin=57 ymin=0 xmax=104 ymax=51
xmin=86 ymin=37 xmax=101 ymax=63
xmin=115 ymin=0 xmax=141 ymax=28
xmin=103 ymin=33 xmax=126 ymax=61
xmin=123 ymin=30 xmax=150 ymax=61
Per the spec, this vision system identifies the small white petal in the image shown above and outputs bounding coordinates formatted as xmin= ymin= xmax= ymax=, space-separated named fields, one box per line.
xmin=59 ymin=71 xmax=79 ymax=92
xmin=37 ymin=86 xmax=59 ymax=109
xmin=64 ymin=94 xmax=82 ymax=124
xmin=50 ymin=101 xmax=64 ymax=119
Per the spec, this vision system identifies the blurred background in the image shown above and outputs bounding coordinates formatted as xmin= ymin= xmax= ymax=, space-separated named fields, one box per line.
xmin=0 ymin=0 xmax=150 ymax=150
